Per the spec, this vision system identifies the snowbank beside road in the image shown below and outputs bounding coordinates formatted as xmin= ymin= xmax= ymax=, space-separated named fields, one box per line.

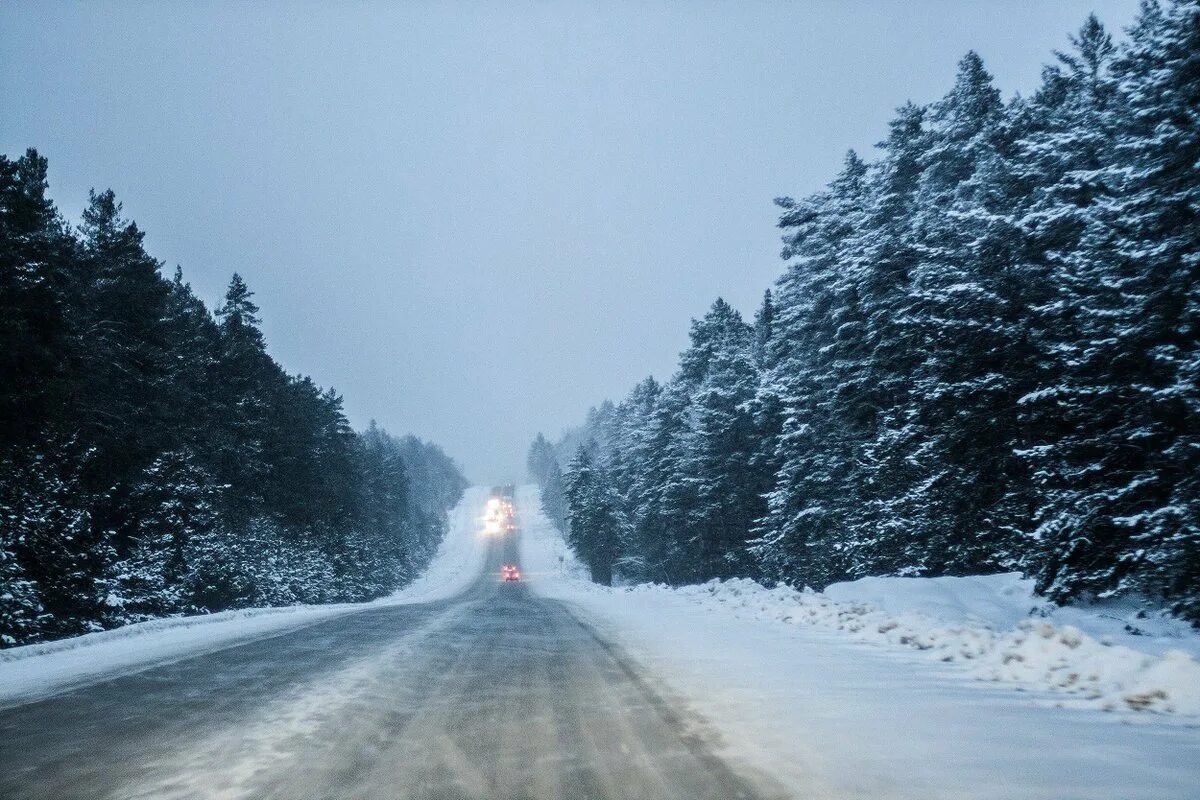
xmin=517 ymin=484 xmax=1200 ymax=799
xmin=518 ymin=483 xmax=1200 ymax=718
xmin=821 ymin=571 xmax=1200 ymax=659
xmin=666 ymin=576 xmax=1200 ymax=716
xmin=377 ymin=485 xmax=492 ymax=604
xmin=0 ymin=487 xmax=490 ymax=707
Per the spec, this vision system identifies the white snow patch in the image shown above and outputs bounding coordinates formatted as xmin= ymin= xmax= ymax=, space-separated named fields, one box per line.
xmin=668 ymin=575 xmax=1200 ymax=717
xmin=0 ymin=487 xmax=492 ymax=706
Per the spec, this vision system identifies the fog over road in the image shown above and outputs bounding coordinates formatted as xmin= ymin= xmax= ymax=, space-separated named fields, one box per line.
xmin=0 ymin=506 xmax=782 ymax=800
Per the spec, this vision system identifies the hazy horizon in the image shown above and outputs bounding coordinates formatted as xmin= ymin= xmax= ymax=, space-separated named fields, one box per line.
xmin=1 ymin=0 xmax=1141 ymax=482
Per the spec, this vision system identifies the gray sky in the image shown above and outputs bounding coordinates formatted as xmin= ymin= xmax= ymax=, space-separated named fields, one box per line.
xmin=1 ymin=0 xmax=1140 ymax=483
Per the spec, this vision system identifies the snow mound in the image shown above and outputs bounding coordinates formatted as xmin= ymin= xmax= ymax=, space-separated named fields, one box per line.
xmin=823 ymin=572 xmax=1042 ymax=629
xmin=650 ymin=576 xmax=1200 ymax=717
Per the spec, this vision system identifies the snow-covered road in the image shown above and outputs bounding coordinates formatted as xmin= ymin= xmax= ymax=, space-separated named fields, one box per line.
xmin=3 ymin=486 xmax=1197 ymax=799
xmin=0 ymin=487 xmax=493 ymax=708
xmin=0 ymin=489 xmax=782 ymax=800
xmin=517 ymin=485 xmax=1200 ymax=799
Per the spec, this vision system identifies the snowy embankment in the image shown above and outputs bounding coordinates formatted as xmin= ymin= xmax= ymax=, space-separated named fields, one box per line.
xmin=669 ymin=575 xmax=1200 ymax=717
xmin=517 ymin=485 xmax=1200 ymax=800
xmin=0 ymin=486 xmax=490 ymax=707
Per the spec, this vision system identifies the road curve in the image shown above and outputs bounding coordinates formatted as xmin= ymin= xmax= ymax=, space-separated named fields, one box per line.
xmin=0 ymin=505 xmax=785 ymax=800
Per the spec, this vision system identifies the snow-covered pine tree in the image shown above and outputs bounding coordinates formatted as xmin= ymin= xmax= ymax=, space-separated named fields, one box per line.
xmin=628 ymin=380 xmax=694 ymax=582
xmin=104 ymin=449 xmax=219 ymax=622
xmin=528 ymin=431 xmax=573 ymax=535
xmin=564 ymin=446 xmax=623 ymax=585
xmin=744 ymin=291 xmax=785 ymax=561
xmin=605 ymin=377 xmax=663 ymax=581
xmin=527 ymin=433 xmax=557 ymax=486
xmin=1032 ymin=1 xmax=1200 ymax=615
xmin=849 ymin=102 xmax=930 ymax=575
xmin=753 ymin=152 xmax=871 ymax=588
xmin=74 ymin=190 xmax=173 ymax=493
xmin=882 ymin=52 xmax=1031 ymax=575
xmin=675 ymin=300 xmax=760 ymax=580
xmin=540 ymin=457 xmax=570 ymax=535
xmin=210 ymin=273 xmax=276 ymax=520
xmin=0 ymin=150 xmax=75 ymax=453
xmin=1011 ymin=13 xmax=1125 ymax=595
xmin=1 ymin=444 xmax=111 ymax=639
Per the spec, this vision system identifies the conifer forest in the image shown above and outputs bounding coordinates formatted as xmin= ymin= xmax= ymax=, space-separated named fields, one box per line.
xmin=4 ymin=3 xmax=1200 ymax=797
xmin=0 ymin=155 xmax=466 ymax=647
xmin=531 ymin=5 xmax=1200 ymax=622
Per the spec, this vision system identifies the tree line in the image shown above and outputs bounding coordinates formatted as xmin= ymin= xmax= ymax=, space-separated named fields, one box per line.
xmin=530 ymin=3 xmax=1200 ymax=621
xmin=0 ymin=151 xmax=467 ymax=647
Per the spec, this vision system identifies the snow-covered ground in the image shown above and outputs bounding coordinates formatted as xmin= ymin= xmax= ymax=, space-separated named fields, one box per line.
xmin=0 ymin=486 xmax=490 ymax=707
xmin=517 ymin=485 xmax=1200 ymax=800
xmin=662 ymin=575 xmax=1200 ymax=717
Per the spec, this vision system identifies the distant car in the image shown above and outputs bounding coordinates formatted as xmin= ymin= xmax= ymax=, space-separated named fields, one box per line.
xmin=501 ymin=564 xmax=521 ymax=582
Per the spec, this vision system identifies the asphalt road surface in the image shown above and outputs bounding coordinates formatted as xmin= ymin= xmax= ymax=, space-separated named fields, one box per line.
xmin=0 ymin=512 xmax=785 ymax=800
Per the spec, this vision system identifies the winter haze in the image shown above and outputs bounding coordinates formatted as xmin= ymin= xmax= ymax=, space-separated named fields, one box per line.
xmin=0 ymin=0 xmax=1141 ymax=482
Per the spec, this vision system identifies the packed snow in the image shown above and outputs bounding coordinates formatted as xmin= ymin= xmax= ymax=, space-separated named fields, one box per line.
xmin=668 ymin=575 xmax=1200 ymax=717
xmin=517 ymin=484 xmax=1200 ymax=799
xmin=0 ymin=487 xmax=490 ymax=707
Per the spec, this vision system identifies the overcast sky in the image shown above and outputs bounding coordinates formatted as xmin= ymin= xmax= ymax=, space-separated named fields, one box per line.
xmin=1 ymin=0 xmax=1140 ymax=482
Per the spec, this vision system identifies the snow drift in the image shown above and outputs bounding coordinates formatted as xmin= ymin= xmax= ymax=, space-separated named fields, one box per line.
xmin=666 ymin=575 xmax=1200 ymax=717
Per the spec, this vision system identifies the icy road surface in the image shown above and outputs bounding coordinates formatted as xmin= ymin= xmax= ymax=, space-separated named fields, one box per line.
xmin=0 ymin=496 xmax=780 ymax=800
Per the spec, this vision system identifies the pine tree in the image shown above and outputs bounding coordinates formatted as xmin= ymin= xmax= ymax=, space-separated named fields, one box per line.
xmin=0 ymin=149 xmax=74 ymax=452
xmin=527 ymin=433 xmax=556 ymax=485
xmin=850 ymin=102 xmax=929 ymax=573
xmin=212 ymin=272 xmax=276 ymax=518
xmin=605 ymin=377 xmax=662 ymax=580
xmin=104 ymin=449 xmax=219 ymax=621
xmin=564 ymin=447 xmax=622 ymax=585
xmin=0 ymin=153 xmax=468 ymax=646
xmin=74 ymin=190 xmax=173 ymax=486
xmin=0 ymin=510 xmax=42 ymax=645
xmin=754 ymin=152 xmax=871 ymax=587
xmin=1 ymin=444 xmax=112 ymax=639
xmin=879 ymin=52 xmax=1030 ymax=575
xmin=1033 ymin=1 xmax=1200 ymax=614
xmin=631 ymin=382 xmax=693 ymax=581
xmin=159 ymin=266 xmax=222 ymax=453
xmin=528 ymin=431 xmax=570 ymax=533
xmin=1013 ymin=13 xmax=1125 ymax=594
xmin=674 ymin=300 xmax=760 ymax=580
